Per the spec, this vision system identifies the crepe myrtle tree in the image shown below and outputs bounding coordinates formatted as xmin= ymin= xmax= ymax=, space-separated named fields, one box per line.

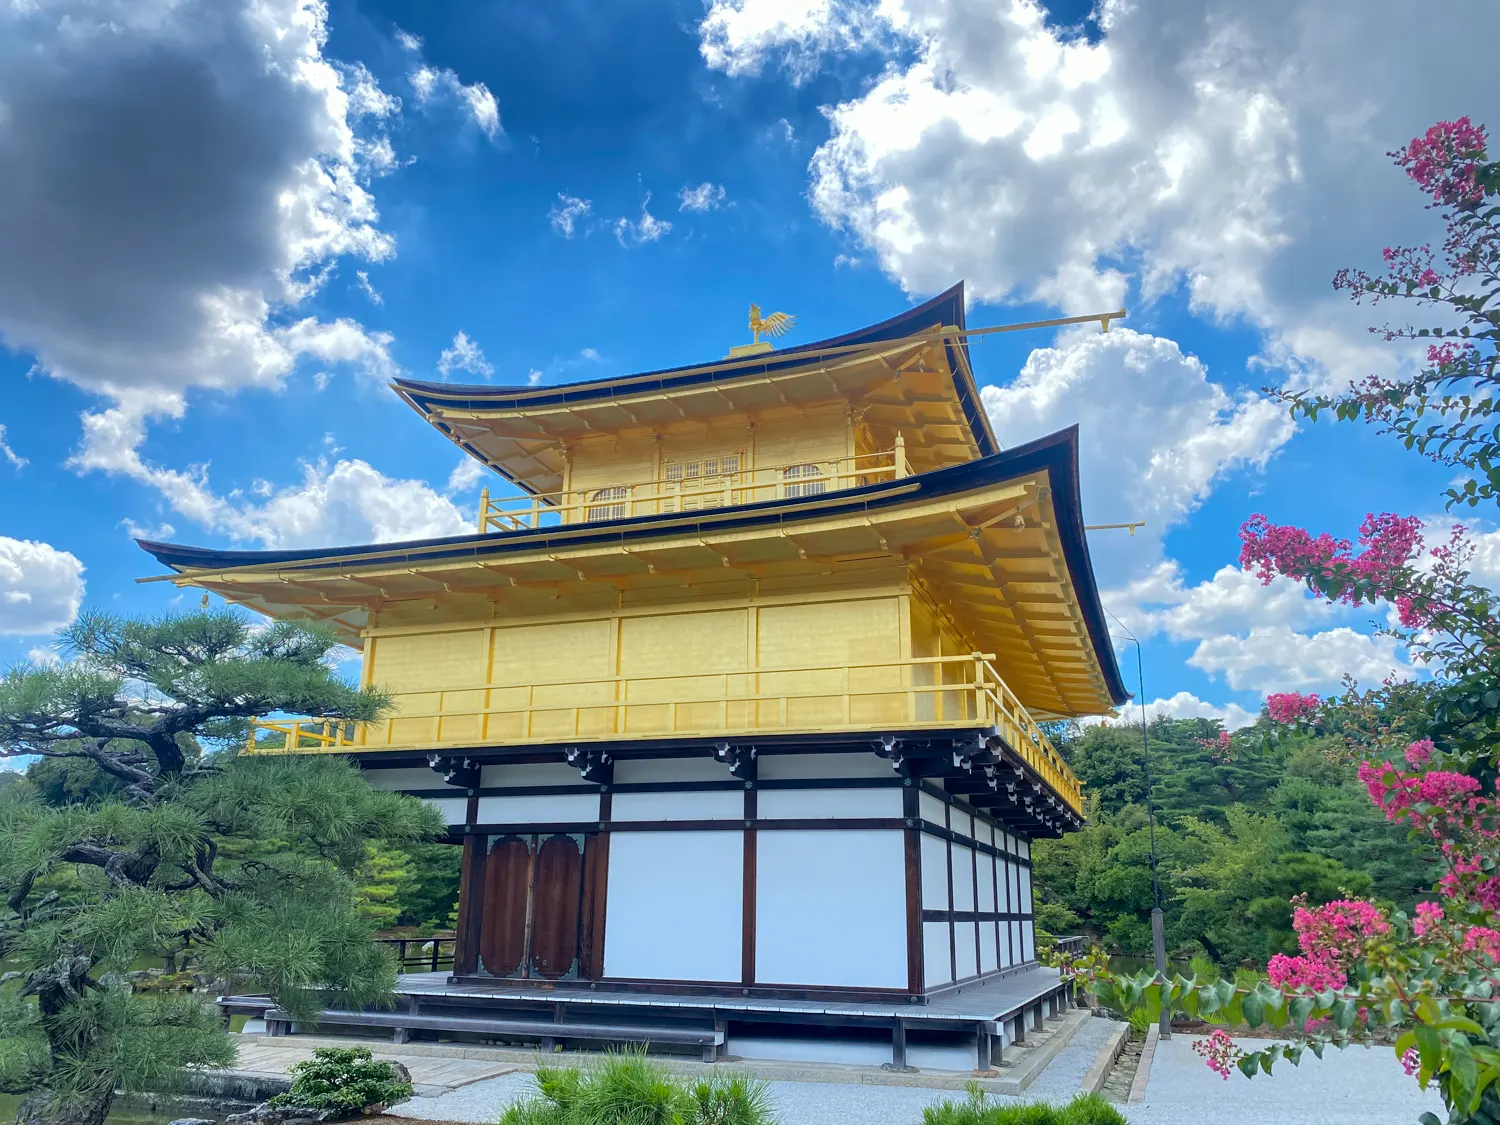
xmin=0 ymin=609 xmax=444 ymax=1125
xmin=1064 ymin=119 xmax=1500 ymax=1125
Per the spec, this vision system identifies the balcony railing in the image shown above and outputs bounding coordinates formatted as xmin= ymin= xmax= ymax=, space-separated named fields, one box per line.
xmin=247 ymin=650 xmax=1083 ymax=815
xmin=477 ymin=440 xmax=908 ymax=533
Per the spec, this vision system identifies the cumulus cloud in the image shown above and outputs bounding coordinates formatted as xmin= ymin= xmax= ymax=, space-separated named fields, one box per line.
xmin=1189 ymin=625 xmax=1412 ymax=694
xmin=614 ymin=195 xmax=673 ymax=246
xmin=0 ymin=539 xmax=85 ymax=636
xmin=983 ymin=328 xmax=1294 ymax=583
xmin=354 ymin=270 xmax=384 ymax=305
xmin=705 ymin=0 xmax=1490 ymax=384
xmin=680 ymin=182 xmax=728 ymax=211
xmin=550 ymin=194 xmax=592 ymax=238
xmin=0 ymin=0 xmax=413 ymax=521
xmin=1104 ymin=560 xmax=1334 ymax=644
xmin=1140 ymin=692 xmax=1258 ymax=731
xmin=437 ymin=331 xmax=494 ymax=379
xmin=447 ymin=457 xmax=487 ymax=495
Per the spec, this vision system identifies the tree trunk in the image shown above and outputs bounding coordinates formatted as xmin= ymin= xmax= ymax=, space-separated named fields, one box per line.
xmin=14 ymin=1086 xmax=113 ymax=1125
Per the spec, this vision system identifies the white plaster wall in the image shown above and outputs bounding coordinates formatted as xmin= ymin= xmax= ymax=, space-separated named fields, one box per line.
xmin=757 ymin=752 xmax=894 ymax=780
xmin=1017 ymin=837 xmax=1030 ymax=861
xmin=613 ymin=757 xmax=730 ymax=784
xmin=950 ymin=810 xmax=971 ymax=839
xmin=755 ymin=830 xmax=907 ymax=988
xmin=980 ymin=921 xmax=998 ymax=974
xmin=610 ymin=790 xmax=742 ymax=821
xmin=604 ymin=831 xmax=742 ymax=982
xmin=955 ymin=923 xmax=978 ymax=981
xmin=1010 ymin=921 xmax=1023 ymax=964
xmin=1000 ymin=859 xmax=1014 ymax=912
xmin=951 ymin=844 xmax=975 ymax=912
xmin=365 ymin=767 xmax=440 ymax=791
xmin=756 ymin=787 xmax=901 ymax=820
xmin=923 ymin=921 xmax=952 ymax=987
xmin=920 ymin=834 xmax=949 ymax=909
xmin=476 ymin=793 xmax=599 ymax=824
xmin=479 ymin=762 xmax=582 ymax=787
xmin=1020 ymin=865 xmax=1033 ymax=913
xmin=974 ymin=820 xmax=993 ymax=847
xmin=424 ymin=797 xmax=468 ymax=825
xmin=977 ymin=853 xmax=996 ymax=913
xmin=918 ymin=792 xmax=946 ymax=825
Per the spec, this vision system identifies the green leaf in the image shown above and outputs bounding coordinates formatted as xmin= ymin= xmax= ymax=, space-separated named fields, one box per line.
xmin=1241 ymin=993 xmax=1266 ymax=1030
xmin=1289 ymin=996 xmax=1314 ymax=1031
xmin=1415 ymin=1026 xmax=1442 ymax=1076
xmin=1238 ymin=1053 xmax=1261 ymax=1078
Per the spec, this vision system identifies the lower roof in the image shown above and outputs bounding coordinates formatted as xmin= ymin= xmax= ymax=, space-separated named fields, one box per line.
xmin=138 ymin=426 xmax=1129 ymax=716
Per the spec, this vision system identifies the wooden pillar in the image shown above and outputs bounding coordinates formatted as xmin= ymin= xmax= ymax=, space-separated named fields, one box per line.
xmin=892 ymin=1018 xmax=908 ymax=1069
xmin=742 ymin=785 xmax=757 ymax=987
xmin=903 ymin=780 xmax=925 ymax=997
xmin=454 ymin=827 xmax=485 ymax=977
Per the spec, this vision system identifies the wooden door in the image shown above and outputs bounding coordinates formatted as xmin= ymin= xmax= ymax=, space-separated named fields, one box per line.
xmin=479 ymin=835 xmax=531 ymax=977
xmin=477 ymin=833 xmax=590 ymax=980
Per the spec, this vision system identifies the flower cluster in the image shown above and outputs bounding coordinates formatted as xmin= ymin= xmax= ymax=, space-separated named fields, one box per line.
xmin=1405 ymin=739 xmax=1436 ymax=767
xmin=1239 ymin=513 xmax=1425 ymax=603
xmin=1266 ymin=692 xmax=1321 ymax=725
xmin=1197 ymin=729 xmax=1234 ymax=762
xmin=1193 ymin=1029 xmax=1243 ymax=1081
xmin=1266 ymin=896 xmax=1391 ymax=993
xmin=1413 ymin=900 xmax=1445 ymax=937
xmin=1397 ymin=117 xmax=1489 ymax=207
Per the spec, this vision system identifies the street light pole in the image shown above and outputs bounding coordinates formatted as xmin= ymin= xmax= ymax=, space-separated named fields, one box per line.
xmin=1132 ymin=638 xmax=1171 ymax=1040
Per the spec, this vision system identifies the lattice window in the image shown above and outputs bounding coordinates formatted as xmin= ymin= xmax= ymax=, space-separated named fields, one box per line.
xmin=585 ymin=485 xmax=628 ymax=522
xmin=663 ymin=453 xmax=742 ymax=512
xmin=782 ymin=462 xmax=827 ymax=499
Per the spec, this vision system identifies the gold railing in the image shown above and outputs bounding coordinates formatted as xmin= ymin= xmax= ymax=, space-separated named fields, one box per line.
xmin=247 ymin=650 xmax=1083 ymax=816
xmin=477 ymin=440 xmax=907 ymax=533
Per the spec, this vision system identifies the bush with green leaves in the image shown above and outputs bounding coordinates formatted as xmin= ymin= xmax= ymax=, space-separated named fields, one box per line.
xmin=922 ymin=1086 xmax=1126 ymax=1125
xmin=497 ymin=1052 xmax=775 ymax=1125
xmin=265 ymin=1046 xmax=412 ymax=1115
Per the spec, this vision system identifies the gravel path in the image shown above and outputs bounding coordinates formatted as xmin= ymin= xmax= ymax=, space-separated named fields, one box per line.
xmin=388 ymin=1019 xmax=1442 ymax=1125
xmin=1123 ymin=1034 xmax=1443 ymax=1125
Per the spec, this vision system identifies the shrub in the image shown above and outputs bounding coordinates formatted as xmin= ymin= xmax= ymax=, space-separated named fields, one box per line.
xmin=498 ymin=1052 xmax=775 ymax=1125
xmin=922 ymin=1085 xmax=1126 ymax=1125
xmin=265 ymin=1046 xmax=413 ymax=1116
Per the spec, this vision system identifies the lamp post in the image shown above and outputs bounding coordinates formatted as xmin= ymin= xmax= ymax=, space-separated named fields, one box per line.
xmin=1110 ymin=618 xmax=1171 ymax=1041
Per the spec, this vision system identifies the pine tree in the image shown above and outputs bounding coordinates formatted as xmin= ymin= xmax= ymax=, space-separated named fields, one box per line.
xmin=0 ymin=610 xmax=444 ymax=1125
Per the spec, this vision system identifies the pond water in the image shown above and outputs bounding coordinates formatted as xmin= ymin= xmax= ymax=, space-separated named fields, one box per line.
xmin=0 ymin=1094 xmax=201 ymax=1124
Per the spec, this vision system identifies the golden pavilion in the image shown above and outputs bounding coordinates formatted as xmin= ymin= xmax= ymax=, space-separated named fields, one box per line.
xmin=141 ymin=282 xmax=1128 ymax=1070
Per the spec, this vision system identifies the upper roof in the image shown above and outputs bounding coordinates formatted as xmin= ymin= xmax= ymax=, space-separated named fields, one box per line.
xmin=138 ymin=425 xmax=1130 ymax=717
xmin=392 ymin=283 xmax=998 ymax=496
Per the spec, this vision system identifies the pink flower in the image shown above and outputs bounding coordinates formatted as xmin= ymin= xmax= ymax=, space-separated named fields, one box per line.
xmin=1413 ymin=901 xmax=1444 ymax=937
xmin=1267 ymin=953 xmax=1345 ymax=991
xmin=1401 ymin=1046 xmax=1420 ymax=1077
xmin=1197 ymin=730 xmax=1234 ymax=762
xmin=1463 ymin=927 xmax=1500 ymax=961
xmin=1398 ymin=117 xmax=1489 ymax=205
xmin=1267 ymin=692 xmax=1321 ymax=724
xmin=1405 ymin=739 xmax=1436 ymax=767
xmin=1419 ymin=771 xmax=1481 ymax=805
xmin=1239 ymin=513 xmax=1424 ymax=601
xmin=1193 ymin=1029 xmax=1242 ymax=1080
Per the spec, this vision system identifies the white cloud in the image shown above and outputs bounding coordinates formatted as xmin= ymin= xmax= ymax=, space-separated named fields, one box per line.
xmin=0 ymin=426 xmax=25 ymax=469
xmin=1105 ymin=560 xmax=1334 ymax=644
xmin=437 ymin=331 xmax=494 ymax=380
xmin=527 ymin=368 xmax=544 ymax=386
xmin=1139 ymin=692 xmax=1258 ymax=731
xmin=446 ymin=457 xmax=486 ymax=495
xmin=394 ymin=29 xmax=423 ymax=53
xmin=699 ymin=0 xmax=899 ymax=83
xmin=680 ymin=182 xmax=728 ymax=212
xmin=983 ymin=328 xmax=1294 ymax=583
xmin=121 ymin=518 xmax=176 ymax=542
xmin=1189 ymin=625 xmax=1412 ymax=694
xmin=410 ymin=66 xmax=502 ymax=139
xmin=26 ymin=646 xmax=63 ymax=668
xmin=0 ymin=538 xmax=85 ymax=636
xmin=580 ymin=348 xmax=601 ymax=362
xmin=0 ymin=0 xmax=406 ymax=513
xmin=550 ymin=194 xmax=592 ymax=238
xmin=614 ymin=194 xmax=673 ymax=246
xmin=709 ymin=0 xmax=1491 ymax=385
xmin=354 ymin=269 xmax=384 ymax=305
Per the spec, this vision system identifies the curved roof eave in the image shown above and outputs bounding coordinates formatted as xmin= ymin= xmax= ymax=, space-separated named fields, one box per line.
xmin=136 ymin=423 xmax=1127 ymax=707
xmin=391 ymin=282 xmax=996 ymax=458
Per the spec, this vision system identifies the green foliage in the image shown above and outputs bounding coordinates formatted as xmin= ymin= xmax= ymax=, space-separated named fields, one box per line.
xmin=921 ymin=1085 xmax=1126 ymax=1125
xmin=266 ymin=1046 xmax=412 ymax=1115
xmin=1032 ymin=715 xmax=1430 ymax=964
xmin=0 ymin=609 xmax=445 ymax=1123
xmin=498 ymin=1053 xmax=775 ymax=1125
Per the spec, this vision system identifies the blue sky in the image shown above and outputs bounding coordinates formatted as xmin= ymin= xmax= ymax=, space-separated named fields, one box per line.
xmin=0 ymin=0 xmax=1489 ymax=732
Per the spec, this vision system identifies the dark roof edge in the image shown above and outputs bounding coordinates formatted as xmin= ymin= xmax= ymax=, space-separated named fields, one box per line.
xmin=137 ymin=425 xmax=1124 ymax=706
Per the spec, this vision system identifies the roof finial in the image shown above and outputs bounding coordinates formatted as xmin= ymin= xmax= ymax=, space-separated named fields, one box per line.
xmin=729 ymin=303 xmax=796 ymax=358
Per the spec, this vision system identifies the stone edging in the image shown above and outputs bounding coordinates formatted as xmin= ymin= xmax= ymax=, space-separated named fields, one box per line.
xmin=1127 ymin=1024 xmax=1160 ymax=1103
xmin=1080 ymin=1021 xmax=1129 ymax=1094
